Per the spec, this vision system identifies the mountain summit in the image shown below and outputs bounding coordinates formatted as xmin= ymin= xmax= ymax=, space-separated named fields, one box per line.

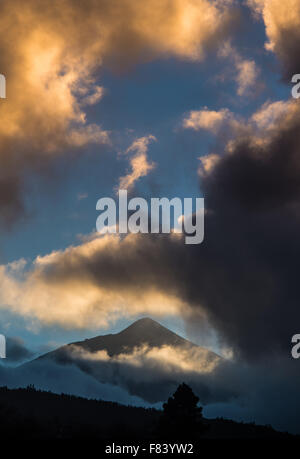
xmin=70 ymin=317 xmax=198 ymax=356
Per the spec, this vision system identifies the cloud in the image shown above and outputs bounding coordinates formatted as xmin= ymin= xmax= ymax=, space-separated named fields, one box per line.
xmin=1 ymin=0 xmax=299 ymax=365
xmin=183 ymin=108 xmax=233 ymax=133
xmin=3 ymin=88 xmax=300 ymax=359
xmin=185 ymin=97 xmax=300 ymax=360
xmin=2 ymin=85 xmax=300 ymax=361
xmin=235 ymin=58 xmax=258 ymax=96
xmin=198 ymin=154 xmax=221 ymax=175
xmin=184 ymin=99 xmax=296 ymax=158
xmin=204 ymin=356 xmax=300 ymax=434
xmin=0 ymin=233 xmax=188 ymax=329
xmin=40 ymin=341 xmax=230 ymax=404
xmin=77 ymin=192 xmax=88 ymax=201
xmin=218 ymin=41 xmax=259 ymax=96
xmin=69 ymin=343 xmax=221 ymax=375
xmin=0 ymin=0 xmax=238 ymax=226
xmin=1 ymin=94 xmax=296 ymax=363
xmin=118 ymin=135 xmax=156 ymax=191
xmin=250 ymin=99 xmax=293 ymax=130
xmin=24 ymin=340 xmax=300 ymax=434
xmin=3 ymin=338 xmax=300 ymax=433
xmin=248 ymin=0 xmax=300 ymax=77
xmin=5 ymin=337 xmax=35 ymax=364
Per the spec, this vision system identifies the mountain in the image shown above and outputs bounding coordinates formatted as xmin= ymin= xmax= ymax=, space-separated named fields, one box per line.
xmin=21 ymin=318 xmax=222 ymax=403
xmin=38 ymin=317 xmax=218 ymax=360
xmin=72 ymin=317 xmax=198 ymax=354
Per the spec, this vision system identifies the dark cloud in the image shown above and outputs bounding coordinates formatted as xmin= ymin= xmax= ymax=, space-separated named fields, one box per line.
xmin=247 ymin=0 xmax=300 ymax=80
xmin=30 ymin=97 xmax=300 ymax=362
xmin=204 ymin=356 xmax=300 ymax=434
xmin=5 ymin=337 xmax=35 ymax=364
xmin=274 ymin=29 xmax=300 ymax=80
xmin=54 ymin=343 xmax=228 ymax=404
xmin=15 ymin=154 xmax=300 ymax=360
xmin=0 ymin=175 xmax=25 ymax=229
xmin=190 ymin=112 xmax=300 ymax=360
xmin=1 ymin=341 xmax=240 ymax=409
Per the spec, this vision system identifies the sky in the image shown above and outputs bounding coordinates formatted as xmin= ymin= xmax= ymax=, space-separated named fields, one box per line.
xmin=1 ymin=0 xmax=300 ymax=433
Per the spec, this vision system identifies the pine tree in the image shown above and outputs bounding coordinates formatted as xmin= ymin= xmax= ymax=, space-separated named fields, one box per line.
xmin=158 ymin=383 xmax=207 ymax=439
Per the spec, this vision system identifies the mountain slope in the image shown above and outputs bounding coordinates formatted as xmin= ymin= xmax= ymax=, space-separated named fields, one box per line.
xmin=72 ymin=317 xmax=196 ymax=354
xmin=35 ymin=317 xmax=220 ymax=361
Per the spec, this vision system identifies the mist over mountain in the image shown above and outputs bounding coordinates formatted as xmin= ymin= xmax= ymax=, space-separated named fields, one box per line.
xmin=72 ymin=317 xmax=199 ymax=354
xmin=1 ymin=319 xmax=299 ymax=434
xmin=21 ymin=318 xmax=222 ymax=404
xmin=38 ymin=317 xmax=220 ymax=360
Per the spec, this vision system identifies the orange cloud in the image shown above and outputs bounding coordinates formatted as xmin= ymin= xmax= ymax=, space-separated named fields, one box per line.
xmin=70 ymin=343 xmax=221 ymax=375
xmin=218 ymin=41 xmax=259 ymax=96
xmin=248 ymin=0 xmax=300 ymax=76
xmin=183 ymin=108 xmax=232 ymax=133
xmin=0 ymin=0 xmax=238 ymax=225
xmin=118 ymin=135 xmax=156 ymax=190
xmin=0 ymin=233 xmax=190 ymax=329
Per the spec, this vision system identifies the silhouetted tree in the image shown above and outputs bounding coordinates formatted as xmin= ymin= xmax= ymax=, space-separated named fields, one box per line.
xmin=158 ymin=383 xmax=207 ymax=440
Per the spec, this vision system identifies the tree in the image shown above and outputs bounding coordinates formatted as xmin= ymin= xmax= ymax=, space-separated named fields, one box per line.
xmin=158 ymin=383 xmax=207 ymax=440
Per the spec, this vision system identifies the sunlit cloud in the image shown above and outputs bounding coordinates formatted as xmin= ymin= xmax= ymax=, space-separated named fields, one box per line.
xmin=118 ymin=135 xmax=156 ymax=191
xmin=77 ymin=192 xmax=88 ymax=201
xmin=183 ymin=108 xmax=233 ymax=133
xmin=69 ymin=343 xmax=221 ymax=376
xmin=218 ymin=41 xmax=259 ymax=96
xmin=248 ymin=0 xmax=300 ymax=76
xmin=184 ymin=98 xmax=298 ymax=157
xmin=0 ymin=233 xmax=190 ymax=329
xmin=0 ymin=0 xmax=238 ymax=226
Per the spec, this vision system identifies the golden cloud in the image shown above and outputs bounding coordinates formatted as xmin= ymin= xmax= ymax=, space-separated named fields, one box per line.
xmin=118 ymin=135 xmax=156 ymax=191
xmin=0 ymin=0 xmax=237 ymax=225
xmin=0 ymin=233 xmax=193 ymax=329
xmin=248 ymin=0 xmax=300 ymax=76
xmin=183 ymin=108 xmax=233 ymax=133
xmin=183 ymin=98 xmax=300 ymax=178
xmin=69 ymin=343 xmax=221 ymax=376
xmin=2 ymin=96 xmax=297 ymax=330
xmin=218 ymin=41 xmax=259 ymax=96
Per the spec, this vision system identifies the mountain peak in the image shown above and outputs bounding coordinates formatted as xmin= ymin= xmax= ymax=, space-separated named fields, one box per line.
xmin=116 ymin=317 xmax=188 ymax=349
xmin=122 ymin=317 xmax=163 ymax=332
xmin=48 ymin=317 xmax=197 ymax=358
xmin=133 ymin=317 xmax=157 ymax=325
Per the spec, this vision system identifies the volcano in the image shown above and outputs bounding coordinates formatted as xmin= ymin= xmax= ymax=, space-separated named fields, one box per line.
xmin=22 ymin=318 xmax=221 ymax=403
xmin=33 ymin=317 xmax=219 ymax=362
